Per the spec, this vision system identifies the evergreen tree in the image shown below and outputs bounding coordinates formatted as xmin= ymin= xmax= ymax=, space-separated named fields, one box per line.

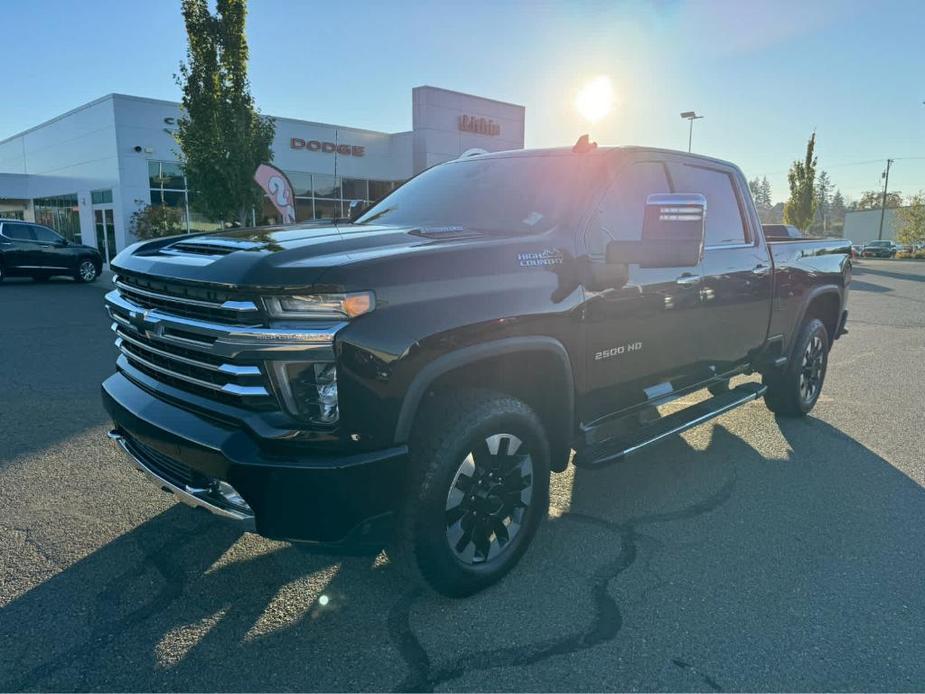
xmin=784 ymin=132 xmax=818 ymax=232
xmin=759 ymin=177 xmax=772 ymax=208
xmin=830 ymin=189 xmax=846 ymax=225
xmin=175 ymin=0 xmax=275 ymax=225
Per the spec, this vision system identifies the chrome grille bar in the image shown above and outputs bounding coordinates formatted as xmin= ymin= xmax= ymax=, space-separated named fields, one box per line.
xmin=114 ymin=279 xmax=258 ymax=313
xmin=114 ymin=329 xmax=260 ymax=377
xmin=116 ymin=339 xmax=269 ymax=397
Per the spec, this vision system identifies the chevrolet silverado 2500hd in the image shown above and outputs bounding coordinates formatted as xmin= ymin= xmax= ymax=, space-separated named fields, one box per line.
xmin=102 ymin=143 xmax=850 ymax=597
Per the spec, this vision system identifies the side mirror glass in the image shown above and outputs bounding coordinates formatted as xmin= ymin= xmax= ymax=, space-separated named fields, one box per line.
xmin=606 ymin=193 xmax=706 ymax=268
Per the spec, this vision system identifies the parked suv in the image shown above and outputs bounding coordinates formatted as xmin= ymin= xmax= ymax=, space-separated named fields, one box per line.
xmin=0 ymin=219 xmax=102 ymax=282
xmin=862 ymin=240 xmax=897 ymax=258
xmin=103 ymin=144 xmax=850 ymax=596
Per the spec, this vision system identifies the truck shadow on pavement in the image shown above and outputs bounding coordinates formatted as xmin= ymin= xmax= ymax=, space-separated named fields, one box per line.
xmin=0 ymin=280 xmax=115 ymax=469
xmin=3 ymin=415 xmax=925 ymax=691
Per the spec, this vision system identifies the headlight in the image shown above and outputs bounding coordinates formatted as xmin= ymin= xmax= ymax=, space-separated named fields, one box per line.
xmin=270 ymin=361 xmax=339 ymax=424
xmin=264 ymin=292 xmax=374 ymax=320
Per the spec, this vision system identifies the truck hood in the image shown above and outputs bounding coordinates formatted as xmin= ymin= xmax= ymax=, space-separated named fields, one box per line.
xmin=111 ymin=222 xmax=505 ymax=289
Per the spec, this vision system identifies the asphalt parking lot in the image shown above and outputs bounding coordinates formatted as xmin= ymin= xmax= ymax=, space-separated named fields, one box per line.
xmin=2 ymin=260 xmax=925 ymax=692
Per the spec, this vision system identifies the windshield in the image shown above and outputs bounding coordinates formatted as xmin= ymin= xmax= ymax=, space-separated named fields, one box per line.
xmin=355 ymin=154 xmax=602 ymax=234
xmin=868 ymin=241 xmax=890 ymax=247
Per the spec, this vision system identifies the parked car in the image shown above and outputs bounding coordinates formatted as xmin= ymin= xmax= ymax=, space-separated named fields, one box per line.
xmin=102 ymin=143 xmax=851 ymax=597
xmin=861 ymin=240 xmax=897 ymax=258
xmin=0 ymin=219 xmax=102 ymax=283
xmin=762 ymin=224 xmax=803 ymax=240
xmin=895 ymin=243 xmax=912 ymax=255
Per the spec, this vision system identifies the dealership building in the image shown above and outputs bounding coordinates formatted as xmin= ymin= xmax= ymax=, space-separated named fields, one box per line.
xmin=0 ymin=86 xmax=525 ymax=262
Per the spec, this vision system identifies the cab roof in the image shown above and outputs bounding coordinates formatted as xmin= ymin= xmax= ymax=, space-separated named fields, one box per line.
xmin=461 ymin=144 xmax=740 ymax=172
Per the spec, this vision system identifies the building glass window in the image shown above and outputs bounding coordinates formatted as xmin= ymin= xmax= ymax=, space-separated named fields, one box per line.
xmin=33 ymin=194 xmax=81 ymax=242
xmin=257 ymin=172 xmax=406 ymax=226
xmin=369 ymin=180 xmax=401 ymax=201
xmin=91 ymin=189 xmax=113 ymax=205
xmin=312 ymin=175 xmax=341 ymax=199
xmin=148 ymin=160 xmax=223 ymax=234
xmin=342 ymin=178 xmax=368 ymax=201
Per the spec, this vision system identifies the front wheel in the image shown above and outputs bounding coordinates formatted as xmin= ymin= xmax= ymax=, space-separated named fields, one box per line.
xmin=395 ymin=390 xmax=550 ymax=597
xmin=74 ymin=259 xmax=98 ymax=283
xmin=763 ymin=317 xmax=829 ymax=417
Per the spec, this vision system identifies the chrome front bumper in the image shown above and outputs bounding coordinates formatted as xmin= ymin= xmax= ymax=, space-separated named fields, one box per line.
xmin=107 ymin=429 xmax=256 ymax=531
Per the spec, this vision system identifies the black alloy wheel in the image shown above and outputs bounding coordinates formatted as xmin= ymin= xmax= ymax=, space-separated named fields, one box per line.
xmin=444 ymin=433 xmax=534 ymax=565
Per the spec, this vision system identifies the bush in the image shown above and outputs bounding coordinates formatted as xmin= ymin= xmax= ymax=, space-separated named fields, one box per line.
xmin=130 ymin=205 xmax=183 ymax=240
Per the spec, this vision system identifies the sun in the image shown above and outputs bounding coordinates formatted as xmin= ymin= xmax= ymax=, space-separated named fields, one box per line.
xmin=575 ymin=76 xmax=615 ymax=124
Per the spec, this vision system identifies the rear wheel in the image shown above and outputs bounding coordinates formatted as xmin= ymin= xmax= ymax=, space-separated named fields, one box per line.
xmin=74 ymin=259 xmax=98 ymax=283
xmin=395 ymin=390 xmax=550 ymax=597
xmin=763 ymin=318 xmax=829 ymax=417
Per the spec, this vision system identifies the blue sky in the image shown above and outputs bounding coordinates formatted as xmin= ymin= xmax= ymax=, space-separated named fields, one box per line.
xmin=4 ymin=0 xmax=924 ymax=203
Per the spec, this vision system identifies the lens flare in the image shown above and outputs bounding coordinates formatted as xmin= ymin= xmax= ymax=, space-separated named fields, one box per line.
xmin=575 ymin=76 xmax=615 ymax=124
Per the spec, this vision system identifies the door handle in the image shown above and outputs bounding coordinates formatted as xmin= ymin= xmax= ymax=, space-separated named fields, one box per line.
xmin=675 ymin=273 xmax=702 ymax=286
xmin=752 ymin=263 xmax=770 ymax=275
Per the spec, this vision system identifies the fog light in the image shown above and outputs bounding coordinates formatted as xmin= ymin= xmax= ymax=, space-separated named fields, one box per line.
xmin=212 ymin=480 xmax=253 ymax=513
xmin=270 ymin=361 xmax=340 ymax=425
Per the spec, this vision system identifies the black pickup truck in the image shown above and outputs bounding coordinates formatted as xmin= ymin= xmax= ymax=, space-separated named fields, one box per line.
xmin=103 ymin=143 xmax=850 ymax=596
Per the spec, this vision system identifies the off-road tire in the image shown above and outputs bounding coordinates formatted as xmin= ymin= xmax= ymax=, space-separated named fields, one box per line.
xmin=394 ymin=389 xmax=550 ymax=597
xmin=763 ymin=317 xmax=829 ymax=417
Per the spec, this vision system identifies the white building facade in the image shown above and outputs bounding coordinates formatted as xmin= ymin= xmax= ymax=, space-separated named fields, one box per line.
xmin=0 ymin=86 xmax=525 ymax=262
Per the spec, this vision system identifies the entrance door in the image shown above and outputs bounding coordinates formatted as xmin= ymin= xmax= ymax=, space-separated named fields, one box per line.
xmin=94 ymin=208 xmax=117 ymax=265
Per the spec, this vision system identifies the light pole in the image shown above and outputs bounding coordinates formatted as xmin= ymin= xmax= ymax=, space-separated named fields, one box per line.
xmin=681 ymin=111 xmax=703 ymax=152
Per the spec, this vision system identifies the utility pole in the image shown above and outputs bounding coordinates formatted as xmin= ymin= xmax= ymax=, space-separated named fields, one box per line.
xmin=877 ymin=158 xmax=894 ymax=240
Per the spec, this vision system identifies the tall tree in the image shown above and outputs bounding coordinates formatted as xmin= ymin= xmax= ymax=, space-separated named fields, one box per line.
xmin=748 ymin=176 xmax=773 ymax=221
xmin=830 ymin=189 xmax=846 ymax=223
xmin=853 ymin=190 xmax=904 ymax=210
xmin=175 ymin=0 xmax=275 ymax=225
xmin=896 ymin=192 xmax=925 ymax=247
xmin=759 ymin=177 xmax=772 ymax=208
xmin=814 ymin=170 xmax=832 ymax=230
xmin=784 ymin=132 xmax=818 ymax=232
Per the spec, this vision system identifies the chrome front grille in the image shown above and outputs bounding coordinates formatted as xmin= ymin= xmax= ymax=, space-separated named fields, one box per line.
xmin=111 ymin=315 xmax=274 ymax=409
xmin=105 ymin=279 xmax=342 ymax=414
xmin=114 ymin=274 xmax=261 ymax=326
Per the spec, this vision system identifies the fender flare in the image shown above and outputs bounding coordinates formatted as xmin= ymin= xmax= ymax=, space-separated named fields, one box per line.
xmin=791 ymin=284 xmax=843 ymax=351
xmin=393 ymin=336 xmax=575 ymax=444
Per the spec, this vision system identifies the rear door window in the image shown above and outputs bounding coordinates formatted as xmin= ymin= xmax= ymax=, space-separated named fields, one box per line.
xmin=31 ymin=225 xmax=61 ymax=243
xmin=2 ymin=223 xmax=36 ymax=241
xmin=669 ymin=164 xmax=749 ymax=247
